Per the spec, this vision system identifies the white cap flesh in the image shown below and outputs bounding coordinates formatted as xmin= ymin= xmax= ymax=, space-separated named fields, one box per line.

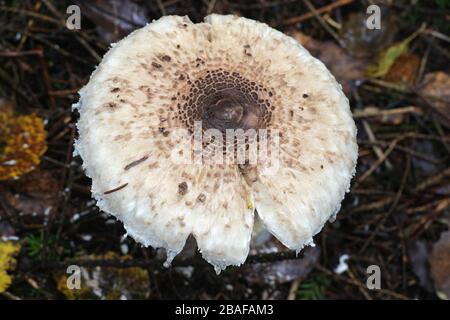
xmin=74 ymin=14 xmax=358 ymax=272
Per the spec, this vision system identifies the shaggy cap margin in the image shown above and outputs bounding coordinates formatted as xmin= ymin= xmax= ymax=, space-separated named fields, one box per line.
xmin=74 ymin=14 xmax=358 ymax=272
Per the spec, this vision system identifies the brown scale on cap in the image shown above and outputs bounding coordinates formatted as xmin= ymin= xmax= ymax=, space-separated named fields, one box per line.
xmin=176 ymin=68 xmax=273 ymax=134
xmin=172 ymin=68 xmax=275 ymax=165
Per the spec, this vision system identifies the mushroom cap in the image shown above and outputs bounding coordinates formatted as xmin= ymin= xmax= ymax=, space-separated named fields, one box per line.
xmin=74 ymin=14 xmax=358 ymax=272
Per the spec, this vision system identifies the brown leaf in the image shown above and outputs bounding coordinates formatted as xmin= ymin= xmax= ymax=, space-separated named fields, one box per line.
xmin=240 ymin=231 xmax=320 ymax=285
xmin=419 ymin=72 xmax=450 ymax=128
xmin=340 ymin=10 xmax=397 ymax=59
xmin=75 ymin=0 xmax=148 ymax=43
xmin=411 ymin=139 xmax=441 ymax=176
xmin=366 ymin=27 xmax=422 ymax=78
xmin=0 ymin=221 xmax=15 ymax=240
xmin=290 ymin=31 xmax=365 ymax=95
xmin=2 ymin=169 xmax=59 ymax=219
xmin=429 ymin=230 xmax=450 ymax=299
xmin=384 ymin=53 xmax=421 ymax=85
xmin=407 ymin=240 xmax=433 ymax=292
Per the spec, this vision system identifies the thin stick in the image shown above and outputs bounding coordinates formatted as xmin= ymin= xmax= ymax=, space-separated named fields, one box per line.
xmin=284 ymin=0 xmax=353 ymax=25
xmin=415 ymin=167 xmax=450 ymax=192
xmin=362 ymin=120 xmax=393 ymax=170
xmin=287 ymin=279 xmax=301 ymax=300
xmin=353 ymin=106 xmax=423 ymax=118
xmin=356 ymin=138 xmax=399 ymax=184
xmin=359 ymin=156 xmax=410 ymax=254
xmin=301 ymin=0 xmax=345 ymax=47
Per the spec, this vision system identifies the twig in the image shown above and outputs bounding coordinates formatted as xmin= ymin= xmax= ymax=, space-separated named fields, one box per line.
xmin=316 ymin=265 xmax=409 ymax=299
xmin=362 ymin=120 xmax=393 ymax=170
xmin=348 ymin=196 xmax=395 ymax=214
xmin=1 ymin=25 xmax=90 ymax=65
xmin=301 ymin=0 xmax=345 ymax=47
xmin=417 ymin=44 xmax=430 ymax=83
xmin=0 ymin=47 xmax=55 ymax=108
xmin=48 ymin=88 xmax=80 ymax=96
xmin=41 ymin=0 xmax=102 ymax=62
xmin=36 ymin=46 xmax=56 ymax=108
xmin=0 ymin=49 xmax=43 ymax=57
xmin=156 ymin=0 xmax=167 ymax=15
xmin=17 ymin=1 xmax=43 ymax=51
xmin=1 ymin=291 xmax=21 ymax=300
xmin=359 ymin=140 xmax=443 ymax=165
xmin=287 ymin=279 xmax=301 ymax=300
xmin=424 ymin=28 xmax=450 ymax=43
xmin=409 ymin=198 xmax=450 ymax=238
xmin=0 ymin=5 xmax=60 ymax=25
xmin=0 ymin=66 xmax=34 ymax=104
xmin=54 ymin=124 xmax=77 ymax=246
xmin=356 ymin=138 xmax=399 ymax=184
xmin=415 ymin=167 xmax=450 ymax=192
xmin=207 ymin=0 xmax=217 ymax=15
xmin=353 ymin=106 xmax=423 ymax=118
xmin=36 ymin=250 xmax=307 ymax=271
xmin=347 ymin=267 xmax=372 ymax=300
xmin=359 ymin=156 xmax=411 ymax=254
xmin=283 ymin=0 xmax=353 ymax=25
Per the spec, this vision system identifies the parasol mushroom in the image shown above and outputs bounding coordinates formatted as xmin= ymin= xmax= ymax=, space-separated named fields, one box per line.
xmin=74 ymin=14 xmax=358 ymax=273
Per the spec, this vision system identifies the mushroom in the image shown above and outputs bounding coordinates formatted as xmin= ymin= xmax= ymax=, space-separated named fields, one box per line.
xmin=74 ymin=14 xmax=358 ymax=272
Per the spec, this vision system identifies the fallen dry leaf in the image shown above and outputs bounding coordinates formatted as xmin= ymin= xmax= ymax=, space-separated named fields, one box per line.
xmin=419 ymin=71 xmax=450 ymax=128
xmin=384 ymin=53 xmax=421 ymax=85
xmin=411 ymin=139 xmax=441 ymax=176
xmin=2 ymin=169 xmax=59 ymax=218
xmin=0 ymin=220 xmax=16 ymax=240
xmin=75 ymin=0 xmax=148 ymax=43
xmin=429 ymin=230 xmax=450 ymax=299
xmin=407 ymin=240 xmax=433 ymax=292
xmin=340 ymin=11 xmax=397 ymax=59
xmin=290 ymin=31 xmax=365 ymax=95
xmin=240 ymin=229 xmax=320 ymax=285
xmin=353 ymin=105 xmax=421 ymax=125
xmin=366 ymin=27 xmax=423 ymax=78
